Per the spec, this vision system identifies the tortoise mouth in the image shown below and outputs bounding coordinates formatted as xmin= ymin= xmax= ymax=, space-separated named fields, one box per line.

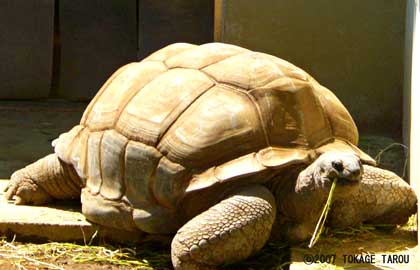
xmin=336 ymin=177 xmax=359 ymax=186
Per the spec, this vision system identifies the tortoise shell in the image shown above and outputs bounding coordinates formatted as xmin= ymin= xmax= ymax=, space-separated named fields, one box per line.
xmin=52 ymin=42 xmax=374 ymax=232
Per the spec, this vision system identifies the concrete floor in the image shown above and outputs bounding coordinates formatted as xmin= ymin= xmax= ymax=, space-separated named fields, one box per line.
xmin=0 ymin=180 xmax=144 ymax=244
xmin=0 ymin=100 xmax=86 ymax=178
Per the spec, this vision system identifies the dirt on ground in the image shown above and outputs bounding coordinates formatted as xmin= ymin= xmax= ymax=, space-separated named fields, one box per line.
xmin=0 ymin=217 xmax=417 ymax=270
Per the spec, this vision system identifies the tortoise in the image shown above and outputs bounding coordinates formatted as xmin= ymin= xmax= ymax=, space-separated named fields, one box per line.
xmin=5 ymin=43 xmax=417 ymax=270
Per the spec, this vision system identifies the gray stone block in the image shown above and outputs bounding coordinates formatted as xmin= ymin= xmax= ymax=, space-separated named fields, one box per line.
xmin=218 ymin=0 xmax=406 ymax=139
xmin=57 ymin=0 xmax=138 ymax=100
xmin=0 ymin=0 xmax=54 ymax=99
xmin=0 ymin=180 xmax=144 ymax=243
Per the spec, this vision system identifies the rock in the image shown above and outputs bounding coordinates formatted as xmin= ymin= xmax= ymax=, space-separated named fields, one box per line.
xmin=0 ymin=180 xmax=143 ymax=243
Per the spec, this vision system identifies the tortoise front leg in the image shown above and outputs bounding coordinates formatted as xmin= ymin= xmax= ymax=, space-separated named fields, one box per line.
xmin=4 ymin=154 xmax=82 ymax=205
xmin=171 ymin=185 xmax=276 ymax=270
xmin=329 ymin=165 xmax=417 ymax=228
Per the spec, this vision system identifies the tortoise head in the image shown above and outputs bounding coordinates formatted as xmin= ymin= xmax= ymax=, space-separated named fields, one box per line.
xmin=296 ymin=152 xmax=363 ymax=194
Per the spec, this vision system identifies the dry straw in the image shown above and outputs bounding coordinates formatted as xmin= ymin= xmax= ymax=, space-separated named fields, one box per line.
xmin=308 ymin=178 xmax=337 ymax=248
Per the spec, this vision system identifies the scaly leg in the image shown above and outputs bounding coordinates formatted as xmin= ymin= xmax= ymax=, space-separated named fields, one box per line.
xmin=171 ymin=185 xmax=276 ymax=270
xmin=329 ymin=165 xmax=417 ymax=228
xmin=4 ymin=154 xmax=82 ymax=205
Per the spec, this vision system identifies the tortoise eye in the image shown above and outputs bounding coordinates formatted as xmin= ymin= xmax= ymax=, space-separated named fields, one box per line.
xmin=332 ymin=161 xmax=344 ymax=172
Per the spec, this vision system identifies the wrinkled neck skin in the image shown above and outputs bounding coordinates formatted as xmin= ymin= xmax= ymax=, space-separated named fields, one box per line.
xmin=269 ymin=164 xmax=332 ymax=242
xmin=270 ymin=160 xmax=361 ymax=243
xmin=274 ymin=164 xmax=328 ymax=220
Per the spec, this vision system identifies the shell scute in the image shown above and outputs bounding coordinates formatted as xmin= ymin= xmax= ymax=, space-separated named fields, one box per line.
xmin=153 ymin=156 xmax=190 ymax=209
xmin=186 ymin=147 xmax=310 ymax=193
xmin=84 ymin=61 xmax=167 ymax=131
xmin=143 ymin=43 xmax=197 ymax=62
xmin=86 ymin=131 xmax=102 ymax=195
xmin=99 ymin=130 xmax=128 ymax=200
xmin=165 ymin=42 xmax=249 ymax=69
xmin=124 ymin=140 xmax=162 ymax=207
xmin=214 ymin=153 xmax=266 ymax=181
xmin=203 ymin=52 xmax=288 ymax=90
xmin=250 ymin=77 xmax=332 ymax=148
xmin=116 ymin=68 xmax=214 ymax=145
xmin=312 ymin=84 xmax=359 ymax=145
xmin=71 ymin=127 xmax=89 ymax=179
xmin=258 ymin=52 xmax=309 ymax=81
xmin=157 ymin=85 xmax=266 ymax=168
xmin=256 ymin=147 xmax=310 ymax=168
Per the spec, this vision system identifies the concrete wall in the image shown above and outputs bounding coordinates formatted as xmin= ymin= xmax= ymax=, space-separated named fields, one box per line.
xmin=0 ymin=0 xmax=54 ymax=99
xmin=57 ymin=0 xmax=138 ymax=100
xmin=0 ymin=0 xmax=214 ymax=101
xmin=139 ymin=0 xmax=214 ymax=59
xmin=404 ymin=1 xmax=415 ymax=147
xmin=216 ymin=0 xmax=408 ymax=140
xmin=409 ymin=0 xmax=419 ymax=192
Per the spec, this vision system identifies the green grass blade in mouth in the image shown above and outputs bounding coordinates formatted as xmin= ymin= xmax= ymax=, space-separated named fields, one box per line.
xmin=308 ymin=178 xmax=337 ymax=248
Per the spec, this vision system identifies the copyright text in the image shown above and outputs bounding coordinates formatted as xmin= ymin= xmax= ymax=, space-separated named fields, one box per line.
xmin=303 ymin=254 xmax=410 ymax=265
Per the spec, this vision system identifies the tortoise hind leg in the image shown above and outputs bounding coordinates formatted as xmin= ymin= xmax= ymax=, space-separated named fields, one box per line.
xmin=4 ymin=154 xmax=82 ymax=205
xmin=171 ymin=185 xmax=276 ymax=270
